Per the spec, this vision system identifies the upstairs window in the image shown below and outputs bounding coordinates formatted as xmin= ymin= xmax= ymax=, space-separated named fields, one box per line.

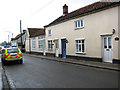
xmin=75 ymin=19 xmax=84 ymax=29
xmin=48 ymin=29 xmax=51 ymax=36
xmin=38 ymin=40 xmax=44 ymax=49
xmin=48 ymin=40 xmax=53 ymax=50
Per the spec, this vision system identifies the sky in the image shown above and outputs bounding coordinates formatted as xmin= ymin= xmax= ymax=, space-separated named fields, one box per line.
xmin=0 ymin=0 xmax=100 ymax=43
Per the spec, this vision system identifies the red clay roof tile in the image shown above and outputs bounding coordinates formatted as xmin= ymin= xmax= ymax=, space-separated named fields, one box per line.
xmin=28 ymin=28 xmax=45 ymax=38
xmin=45 ymin=1 xmax=120 ymax=27
xmin=11 ymin=31 xmax=26 ymax=41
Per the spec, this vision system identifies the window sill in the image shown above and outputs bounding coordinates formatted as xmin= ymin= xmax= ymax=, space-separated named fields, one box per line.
xmin=32 ymin=48 xmax=36 ymax=50
xmin=75 ymin=52 xmax=86 ymax=55
xmin=38 ymin=48 xmax=43 ymax=50
xmin=75 ymin=27 xmax=84 ymax=30
xmin=48 ymin=49 xmax=53 ymax=51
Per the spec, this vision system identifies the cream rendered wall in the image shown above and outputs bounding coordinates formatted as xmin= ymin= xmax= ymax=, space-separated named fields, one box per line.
xmin=84 ymin=7 xmax=118 ymax=59
xmin=118 ymin=6 xmax=120 ymax=60
xmin=25 ymin=38 xmax=30 ymax=52
xmin=25 ymin=29 xmax=30 ymax=52
xmin=46 ymin=7 xmax=119 ymax=59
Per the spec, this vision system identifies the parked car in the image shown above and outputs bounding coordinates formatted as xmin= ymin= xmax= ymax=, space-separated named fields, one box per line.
xmin=1 ymin=48 xmax=23 ymax=64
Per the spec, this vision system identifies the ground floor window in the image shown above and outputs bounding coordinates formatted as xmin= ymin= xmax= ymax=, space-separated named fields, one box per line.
xmin=38 ymin=40 xmax=44 ymax=49
xmin=48 ymin=40 xmax=53 ymax=50
xmin=76 ymin=39 xmax=85 ymax=53
xmin=32 ymin=37 xmax=36 ymax=49
xmin=38 ymin=36 xmax=45 ymax=50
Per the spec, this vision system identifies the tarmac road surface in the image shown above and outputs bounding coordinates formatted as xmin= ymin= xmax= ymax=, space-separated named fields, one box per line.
xmin=3 ymin=54 xmax=119 ymax=88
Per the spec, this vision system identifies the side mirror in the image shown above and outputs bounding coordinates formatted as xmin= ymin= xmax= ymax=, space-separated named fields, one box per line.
xmin=2 ymin=50 xmax=5 ymax=53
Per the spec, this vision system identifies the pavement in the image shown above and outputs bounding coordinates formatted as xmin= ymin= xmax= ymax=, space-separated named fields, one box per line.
xmin=0 ymin=54 xmax=11 ymax=90
xmin=0 ymin=54 xmax=2 ymax=90
xmin=25 ymin=53 xmax=120 ymax=71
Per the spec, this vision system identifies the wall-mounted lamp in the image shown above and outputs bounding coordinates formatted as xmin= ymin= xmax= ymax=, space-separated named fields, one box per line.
xmin=112 ymin=29 xmax=115 ymax=34
xmin=65 ymin=39 xmax=68 ymax=43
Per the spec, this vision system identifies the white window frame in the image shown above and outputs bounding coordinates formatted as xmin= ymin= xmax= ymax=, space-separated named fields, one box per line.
xmin=75 ymin=39 xmax=85 ymax=53
xmin=48 ymin=40 xmax=53 ymax=50
xmin=75 ymin=19 xmax=84 ymax=29
xmin=32 ymin=37 xmax=36 ymax=49
xmin=48 ymin=29 xmax=51 ymax=36
xmin=38 ymin=36 xmax=45 ymax=50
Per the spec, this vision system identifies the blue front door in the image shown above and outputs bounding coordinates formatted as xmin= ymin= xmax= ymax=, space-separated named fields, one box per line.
xmin=61 ymin=39 xmax=66 ymax=58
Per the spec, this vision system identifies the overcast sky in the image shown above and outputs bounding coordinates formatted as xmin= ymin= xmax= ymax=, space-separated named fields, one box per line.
xmin=0 ymin=0 xmax=100 ymax=43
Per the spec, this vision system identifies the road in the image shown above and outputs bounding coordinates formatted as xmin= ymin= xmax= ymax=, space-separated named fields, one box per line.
xmin=2 ymin=54 xmax=118 ymax=88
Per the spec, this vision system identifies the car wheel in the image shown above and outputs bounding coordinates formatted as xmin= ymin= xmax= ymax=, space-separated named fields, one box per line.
xmin=19 ymin=59 xmax=23 ymax=64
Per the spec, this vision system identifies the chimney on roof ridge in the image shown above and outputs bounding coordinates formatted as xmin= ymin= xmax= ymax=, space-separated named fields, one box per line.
xmin=63 ymin=4 xmax=68 ymax=15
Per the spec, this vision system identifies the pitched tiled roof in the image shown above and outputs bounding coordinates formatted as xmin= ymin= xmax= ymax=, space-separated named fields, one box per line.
xmin=28 ymin=28 xmax=45 ymax=38
xmin=11 ymin=31 xmax=26 ymax=41
xmin=45 ymin=1 xmax=120 ymax=27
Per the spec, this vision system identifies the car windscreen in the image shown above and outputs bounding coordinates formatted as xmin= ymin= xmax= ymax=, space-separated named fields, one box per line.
xmin=7 ymin=48 xmax=19 ymax=53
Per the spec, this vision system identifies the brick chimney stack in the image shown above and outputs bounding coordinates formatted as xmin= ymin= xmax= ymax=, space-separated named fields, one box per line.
xmin=63 ymin=4 xmax=68 ymax=15
xmin=23 ymin=30 xmax=26 ymax=32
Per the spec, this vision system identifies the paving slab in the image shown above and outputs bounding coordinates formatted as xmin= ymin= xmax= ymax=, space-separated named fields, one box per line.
xmin=0 ymin=54 xmax=2 ymax=89
xmin=0 ymin=63 xmax=2 ymax=90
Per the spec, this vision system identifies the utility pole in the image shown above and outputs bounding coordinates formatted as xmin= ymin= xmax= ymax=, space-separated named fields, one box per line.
xmin=12 ymin=33 xmax=13 ymax=38
xmin=8 ymin=35 xmax=9 ymax=43
xmin=20 ymin=20 xmax=23 ymax=51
